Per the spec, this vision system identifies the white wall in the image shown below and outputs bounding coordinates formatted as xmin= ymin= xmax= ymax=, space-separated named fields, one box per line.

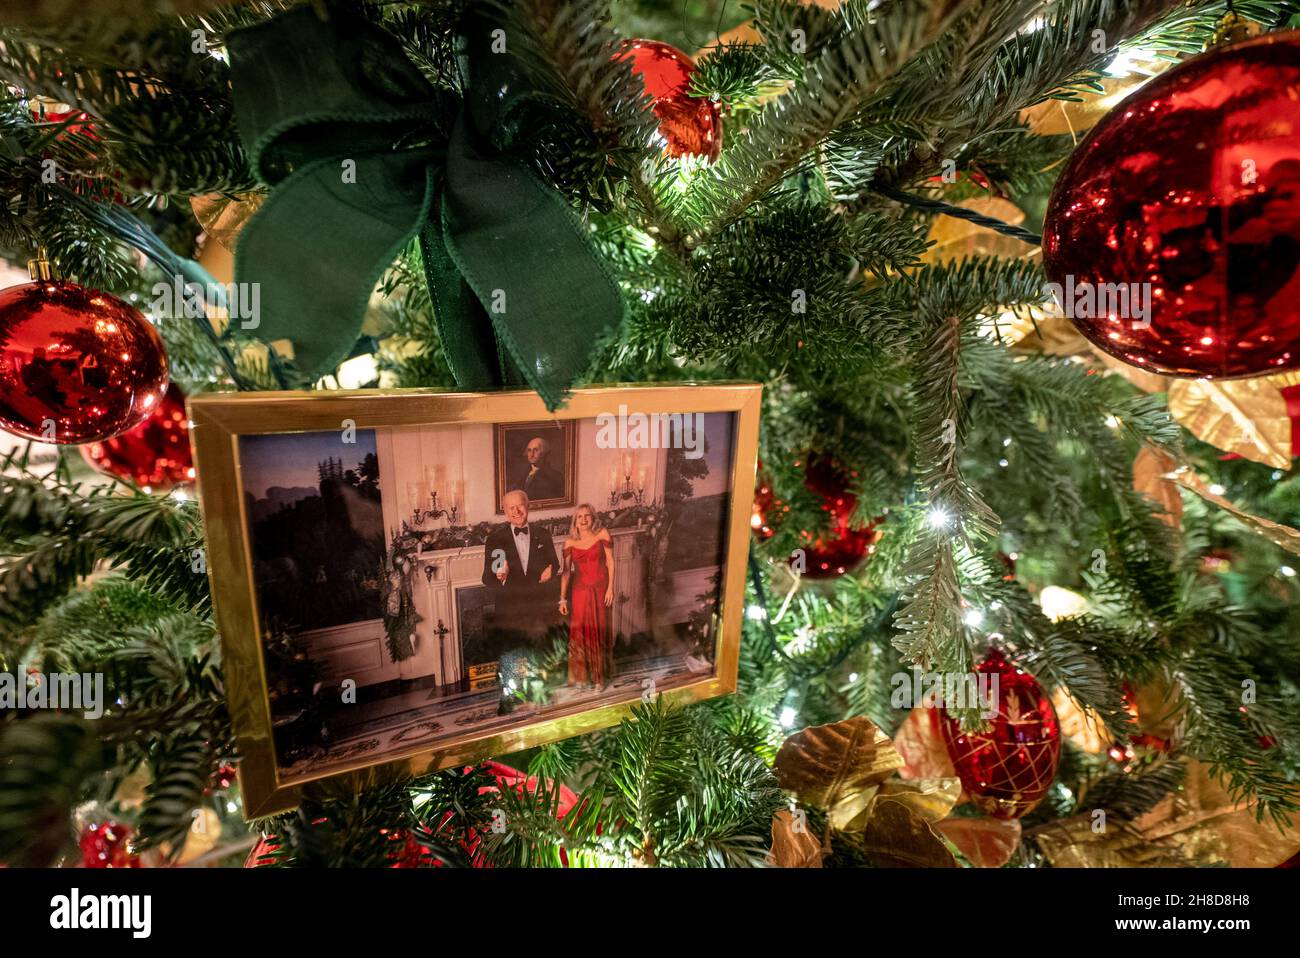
xmin=375 ymin=419 xmax=669 ymax=542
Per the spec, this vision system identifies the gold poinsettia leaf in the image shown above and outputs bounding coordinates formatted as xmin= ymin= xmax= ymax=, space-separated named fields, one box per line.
xmin=981 ymin=303 xmax=1092 ymax=357
xmin=1132 ymin=445 xmax=1183 ymax=530
xmin=857 ymin=798 xmax=959 ymax=868
xmin=923 ymin=197 xmax=1032 ymax=266
xmin=191 ymin=192 xmax=265 ymax=252
xmin=1169 ymin=467 xmax=1300 ymax=556
xmin=1009 ymin=312 xmax=1093 ymax=357
xmin=1091 ymin=346 xmax=1177 ymax=394
xmin=1269 ymin=369 xmax=1300 ymax=392
xmin=766 ymin=808 xmax=828 ymax=868
xmin=1033 ymin=760 xmax=1300 ymax=868
xmin=1031 ymin=813 xmax=1169 ymax=867
xmin=892 ymin=707 xmax=958 ymax=782
xmin=936 ymin=816 xmax=1022 ymax=868
xmin=1019 ymin=73 xmax=1152 ymax=137
xmin=876 ymin=777 xmax=962 ymax=823
xmin=162 ymin=807 xmax=222 ymax=865
xmin=774 ymin=716 xmax=903 ymax=831
xmin=1130 ymin=677 xmax=1181 ymax=743
xmin=1167 ymin=377 xmax=1291 ymax=470
xmin=1051 ymin=686 xmax=1109 ymax=754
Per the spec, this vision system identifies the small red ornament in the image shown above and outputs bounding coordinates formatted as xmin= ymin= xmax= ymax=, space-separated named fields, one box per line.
xmin=751 ymin=463 xmax=787 ymax=540
xmin=937 ymin=650 xmax=1061 ymax=819
xmin=0 ymin=273 xmax=169 ymax=444
xmin=1043 ymin=31 xmax=1300 ymax=379
xmin=796 ymin=453 xmax=881 ymax=579
xmin=381 ymin=828 xmax=436 ymax=868
xmin=80 ymin=821 xmax=141 ymax=868
xmin=82 ymin=382 xmax=193 ymax=491
xmin=620 ymin=39 xmax=722 ymax=162
xmin=29 ymin=100 xmax=96 ymax=140
xmin=209 ymin=763 xmax=238 ymax=792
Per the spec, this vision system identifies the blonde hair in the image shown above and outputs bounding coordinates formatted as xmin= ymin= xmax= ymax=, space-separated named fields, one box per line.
xmin=568 ymin=503 xmax=604 ymax=539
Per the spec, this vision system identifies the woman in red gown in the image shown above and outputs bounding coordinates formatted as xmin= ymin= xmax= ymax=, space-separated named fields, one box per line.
xmin=558 ymin=504 xmax=616 ymax=688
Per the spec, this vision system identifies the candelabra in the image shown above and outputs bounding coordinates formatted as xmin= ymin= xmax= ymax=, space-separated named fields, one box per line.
xmin=607 ymin=471 xmax=646 ymax=509
xmin=411 ymin=489 xmax=460 ymax=526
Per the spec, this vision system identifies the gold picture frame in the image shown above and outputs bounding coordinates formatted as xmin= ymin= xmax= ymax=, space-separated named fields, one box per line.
xmin=188 ymin=383 xmax=761 ymax=817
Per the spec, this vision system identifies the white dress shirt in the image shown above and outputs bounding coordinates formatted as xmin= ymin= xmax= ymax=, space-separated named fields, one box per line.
xmin=512 ymin=523 xmax=530 ymax=574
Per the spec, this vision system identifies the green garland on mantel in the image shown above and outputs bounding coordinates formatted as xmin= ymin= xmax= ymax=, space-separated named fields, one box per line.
xmin=381 ymin=503 xmax=671 ymax=663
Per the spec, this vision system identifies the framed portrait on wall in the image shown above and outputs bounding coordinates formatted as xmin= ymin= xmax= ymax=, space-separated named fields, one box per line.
xmin=188 ymin=383 xmax=760 ymax=816
xmin=493 ymin=419 xmax=575 ymax=513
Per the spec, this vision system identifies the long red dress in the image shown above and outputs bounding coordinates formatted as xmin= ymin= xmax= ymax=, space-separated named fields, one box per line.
xmin=567 ymin=539 xmax=612 ymax=686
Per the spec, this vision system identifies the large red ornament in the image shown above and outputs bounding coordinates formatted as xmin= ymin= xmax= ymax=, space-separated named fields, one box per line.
xmin=79 ymin=821 xmax=141 ymax=868
xmin=1043 ymin=31 xmax=1300 ymax=379
xmin=936 ymin=650 xmax=1061 ymax=819
xmin=0 ymin=279 xmax=169 ymax=444
xmin=82 ymin=382 xmax=193 ymax=491
xmin=620 ymin=39 xmax=722 ymax=162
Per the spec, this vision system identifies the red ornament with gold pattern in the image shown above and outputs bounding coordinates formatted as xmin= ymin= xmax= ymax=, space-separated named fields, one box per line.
xmin=936 ymin=649 xmax=1061 ymax=819
xmin=1043 ymin=31 xmax=1300 ymax=378
xmin=620 ymin=39 xmax=722 ymax=162
xmin=0 ymin=258 xmax=169 ymax=444
xmin=82 ymin=382 xmax=194 ymax=491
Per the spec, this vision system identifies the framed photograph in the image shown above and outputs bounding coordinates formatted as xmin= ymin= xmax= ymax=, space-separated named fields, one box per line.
xmin=189 ymin=383 xmax=761 ymax=816
xmin=493 ymin=420 xmax=576 ymax=513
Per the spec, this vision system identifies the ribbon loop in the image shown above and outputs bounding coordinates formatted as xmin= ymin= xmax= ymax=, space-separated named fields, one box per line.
xmin=227 ymin=3 xmax=623 ymax=407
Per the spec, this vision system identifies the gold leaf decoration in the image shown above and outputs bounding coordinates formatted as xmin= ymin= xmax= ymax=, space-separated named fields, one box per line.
xmin=857 ymin=798 xmax=958 ymax=868
xmin=1019 ymin=74 xmax=1153 ymax=138
xmin=892 ymin=707 xmax=958 ymax=782
xmin=1132 ymin=445 xmax=1183 ymax=530
xmin=1009 ymin=312 xmax=1092 ymax=357
xmin=1167 ymin=377 xmax=1291 ymax=470
xmin=1033 ymin=760 xmax=1300 ymax=868
xmin=774 ymin=716 xmax=903 ymax=831
xmin=1092 ymin=347 xmax=1177 ymax=394
xmin=767 ymin=808 xmax=828 ymax=868
xmin=1169 ymin=467 xmax=1300 ymax=556
xmin=936 ymin=817 xmax=1022 ymax=868
xmin=1051 ymin=686 xmax=1109 ymax=754
xmin=876 ymin=777 xmax=962 ymax=823
xmin=191 ymin=192 xmax=265 ymax=252
xmin=923 ymin=197 xmax=1033 ymax=266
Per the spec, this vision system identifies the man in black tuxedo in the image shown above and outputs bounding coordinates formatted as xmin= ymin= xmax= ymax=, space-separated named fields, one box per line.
xmin=509 ymin=436 xmax=564 ymax=502
xmin=480 ymin=489 xmax=560 ymax=649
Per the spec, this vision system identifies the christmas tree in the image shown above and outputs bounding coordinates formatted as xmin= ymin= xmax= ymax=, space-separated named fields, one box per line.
xmin=1 ymin=0 xmax=1299 ymax=871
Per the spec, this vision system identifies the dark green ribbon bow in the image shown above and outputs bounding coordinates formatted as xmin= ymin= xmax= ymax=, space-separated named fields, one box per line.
xmin=227 ymin=4 xmax=624 ymax=408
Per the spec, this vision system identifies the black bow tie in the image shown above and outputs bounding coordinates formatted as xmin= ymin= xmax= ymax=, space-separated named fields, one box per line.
xmin=513 ymin=526 xmax=528 ymax=536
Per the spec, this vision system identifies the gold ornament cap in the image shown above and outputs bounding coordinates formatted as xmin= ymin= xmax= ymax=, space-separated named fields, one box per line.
xmin=1207 ymin=11 xmax=1260 ymax=49
xmin=27 ymin=249 xmax=54 ymax=281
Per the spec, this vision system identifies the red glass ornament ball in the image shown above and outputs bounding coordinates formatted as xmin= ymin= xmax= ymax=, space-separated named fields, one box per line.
xmin=80 ymin=821 xmax=141 ymax=868
xmin=796 ymin=453 xmax=881 ymax=579
xmin=620 ymin=39 xmax=722 ymax=162
xmin=936 ymin=649 xmax=1061 ymax=819
xmin=82 ymin=382 xmax=193 ymax=491
xmin=0 ymin=280 xmax=169 ymax=444
xmin=1043 ymin=31 xmax=1300 ymax=378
